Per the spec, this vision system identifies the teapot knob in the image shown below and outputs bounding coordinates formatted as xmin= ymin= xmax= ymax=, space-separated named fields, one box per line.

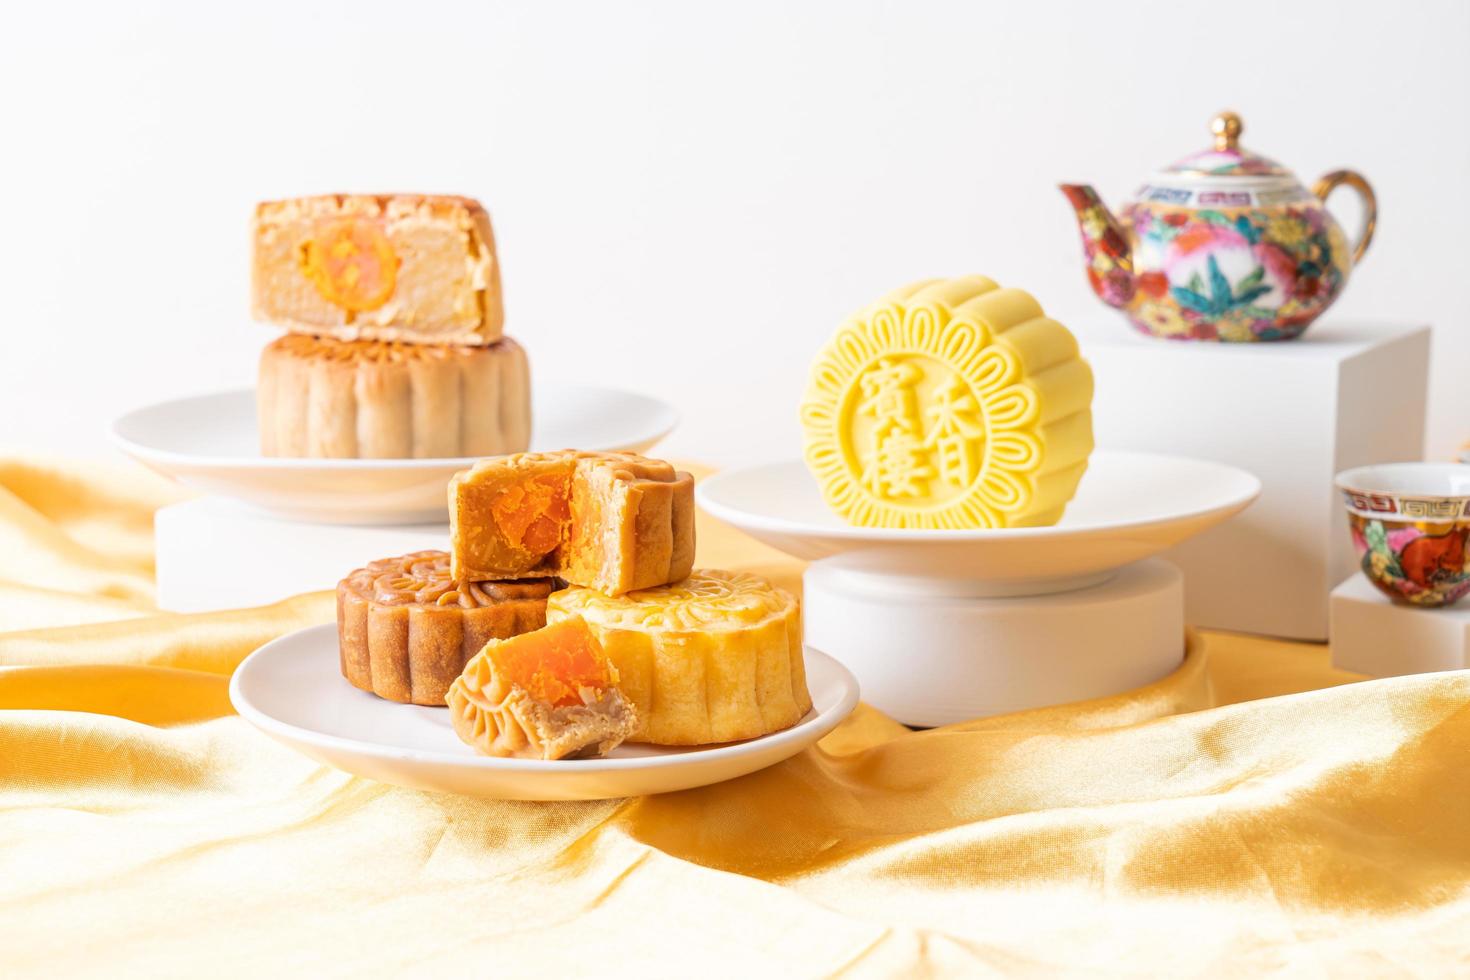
xmin=1212 ymin=110 xmax=1243 ymax=152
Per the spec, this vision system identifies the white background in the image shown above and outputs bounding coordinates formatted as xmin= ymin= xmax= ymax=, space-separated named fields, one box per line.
xmin=1 ymin=0 xmax=1466 ymax=466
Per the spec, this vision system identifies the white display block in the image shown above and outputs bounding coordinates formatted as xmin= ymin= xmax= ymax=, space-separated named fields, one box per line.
xmin=1080 ymin=320 xmax=1430 ymax=641
xmin=156 ymin=497 xmax=448 ymax=612
xmin=1330 ymin=573 xmax=1470 ymax=676
xmin=803 ymin=558 xmax=1185 ymax=727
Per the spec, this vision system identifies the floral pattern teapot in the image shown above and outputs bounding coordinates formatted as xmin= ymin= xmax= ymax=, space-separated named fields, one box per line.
xmin=1060 ymin=111 xmax=1376 ymax=342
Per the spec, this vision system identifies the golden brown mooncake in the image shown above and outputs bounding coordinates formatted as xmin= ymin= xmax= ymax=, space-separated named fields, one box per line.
xmin=336 ymin=550 xmax=554 ymax=705
xmin=446 ymin=616 xmax=638 ymax=760
xmin=546 ymin=569 xmax=811 ymax=745
xmin=252 ymin=193 xmax=504 ymax=345
xmin=448 ymin=450 xmax=695 ymax=596
xmin=258 ymin=333 xmax=530 ymax=459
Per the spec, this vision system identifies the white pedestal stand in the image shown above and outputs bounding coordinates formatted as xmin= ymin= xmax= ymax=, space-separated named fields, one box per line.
xmin=804 ymin=559 xmax=1184 ymax=727
xmin=697 ymin=454 xmax=1259 ymax=728
xmin=1081 ymin=320 xmax=1430 ymax=641
xmin=156 ymin=497 xmax=448 ymax=612
xmin=1330 ymin=573 xmax=1470 ymax=676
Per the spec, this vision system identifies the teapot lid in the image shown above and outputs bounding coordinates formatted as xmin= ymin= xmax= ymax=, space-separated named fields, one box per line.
xmin=1161 ymin=111 xmax=1290 ymax=178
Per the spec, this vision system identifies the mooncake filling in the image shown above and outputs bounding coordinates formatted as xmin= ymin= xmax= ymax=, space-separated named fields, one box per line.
xmin=489 ymin=617 xmax=615 ymax=707
xmin=487 ymin=468 xmax=575 ymax=567
xmin=446 ymin=617 xmax=638 ymax=760
xmin=449 ymin=451 xmax=695 ymax=595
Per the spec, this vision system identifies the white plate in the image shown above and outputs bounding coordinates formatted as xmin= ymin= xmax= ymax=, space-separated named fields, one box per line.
xmin=229 ymin=624 xmax=859 ymax=801
xmin=696 ymin=451 xmax=1261 ymax=593
xmin=110 ymin=385 xmax=679 ymax=524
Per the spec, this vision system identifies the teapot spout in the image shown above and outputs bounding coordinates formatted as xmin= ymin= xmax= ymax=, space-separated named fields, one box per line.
xmin=1059 ymin=184 xmax=1136 ymax=309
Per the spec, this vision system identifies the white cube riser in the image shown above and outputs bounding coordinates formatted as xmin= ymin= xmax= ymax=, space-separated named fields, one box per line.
xmin=1330 ymin=573 xmax=1470 ymax=676
xmin=157 ymin=497 xmax=449 ymax=612
xmin=802 ymin=559 xmax=1185 ymax=727
xmin=1081 ymin=321 xmax=1430 ymax=641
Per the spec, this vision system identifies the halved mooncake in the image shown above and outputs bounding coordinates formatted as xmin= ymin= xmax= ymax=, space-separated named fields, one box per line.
xmin=449 ymin=450 xmax=695 ymax=595
xmin=259 ymin=333 xmax=530 ymax=459
xmin=252 ymin=193 xmax=504 ymax=345
xmin=446 ymin=616 xmax=638 ymax=760
xmin=800 ymin=275 xmax=1094 ymax=529
xmin=546 ymin=569 xmax=811 ymax=745
xmin=337 ymin=550 xmax=554 ymax=705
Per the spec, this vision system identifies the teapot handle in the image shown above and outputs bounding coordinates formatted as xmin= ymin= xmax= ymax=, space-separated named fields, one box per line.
xmin=1312 ymin=169 xmax=1377 ymax=266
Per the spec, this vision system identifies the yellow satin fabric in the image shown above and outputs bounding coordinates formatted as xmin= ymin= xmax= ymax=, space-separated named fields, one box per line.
xmin=2 ymin=457 xmax=1468 ymax=976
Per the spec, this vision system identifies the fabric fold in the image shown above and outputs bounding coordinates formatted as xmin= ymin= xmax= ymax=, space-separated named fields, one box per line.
xmin=1 ymin=455 xmax=1468 ymax=975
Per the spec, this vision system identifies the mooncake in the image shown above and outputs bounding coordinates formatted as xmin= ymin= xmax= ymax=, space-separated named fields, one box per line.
xmin=252 ymin=193 xmax=504 ymax=345
xmin=800 ymin=276 xmax=1094 ymax=529
xmin=446 ymin=616 xmax=638 ymax=760
xmin=258 ymin=333 xmax=530 ymax=459
xmin=546 ymin=569 xmax=811 ymax=745
xmin=449 ymin=450 xmax=695 ymax=595
xmin=337 ymin=550 xmax=554 ymax=705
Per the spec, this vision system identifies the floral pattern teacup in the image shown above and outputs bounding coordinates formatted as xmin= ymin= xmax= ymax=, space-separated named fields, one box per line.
xmin=1336 ymin=463 xmax=1470 ymax=608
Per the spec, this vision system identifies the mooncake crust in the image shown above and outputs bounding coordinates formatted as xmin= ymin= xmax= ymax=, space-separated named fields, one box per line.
xmin=336 ymin=550 xmax=554 ymax=705
xmin=446 ymin=650 xmax=637 ymax=761
xmin=258 ymin=333 xmax=531 ymax=459
xmin=800 ymin=275 xmax=1094 ymax=530
xmin=252 ymin=193 xmax=504 ymax=345
xmin=547 ymin=569 xmax=812 ymax=745
xmin=448 ymin=450 xmax=696 ymax=595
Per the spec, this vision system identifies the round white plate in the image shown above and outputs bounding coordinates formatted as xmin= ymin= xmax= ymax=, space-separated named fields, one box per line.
xmin=229 ymin=624 xmax=859 ymax=801
xmin=697 ymin=451 xmax=1260 ymax=593
xmin=110 ymin=385 xmax=679 ymax=524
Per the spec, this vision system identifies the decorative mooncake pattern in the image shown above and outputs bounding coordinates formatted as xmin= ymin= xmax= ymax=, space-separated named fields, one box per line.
xmin=336 ymin=550 xmax=554 ymax=705
xmin=561 ymin=568 xmax=793 ymax=631
xmin=800 ymin=276 xmax=1094 ymax=529
xmin=547 ymin=569 xmax=811 ymax=745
